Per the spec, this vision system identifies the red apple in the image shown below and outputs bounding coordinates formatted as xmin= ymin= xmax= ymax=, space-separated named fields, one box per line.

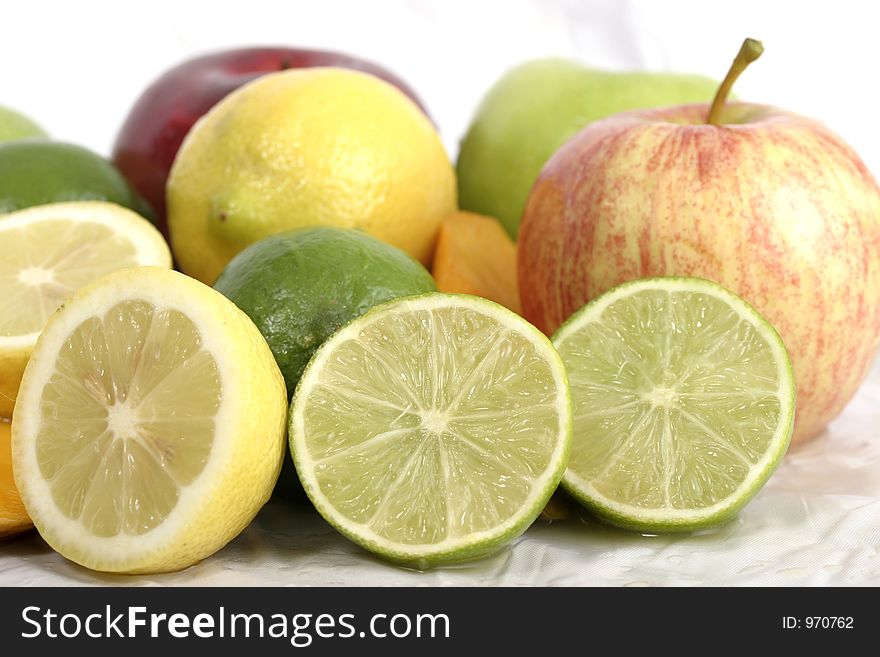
xmin=518 ymin=40 xmax=880 ymax=445
xmin=111 ymin=47 xmax=429 ymax=236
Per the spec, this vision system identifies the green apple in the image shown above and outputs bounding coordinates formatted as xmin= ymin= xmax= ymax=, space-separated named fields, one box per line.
xmin=457 ymin=59 xmax=718 ymax=238
xmin=0 ymin=105 xmax=47 ymax=143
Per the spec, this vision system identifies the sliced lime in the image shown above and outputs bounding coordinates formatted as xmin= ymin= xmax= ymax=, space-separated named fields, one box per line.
xmin=290 ymin=293 xmax=571 ymax=568
xmin=552 ymin=277 xmax=795 ymax=532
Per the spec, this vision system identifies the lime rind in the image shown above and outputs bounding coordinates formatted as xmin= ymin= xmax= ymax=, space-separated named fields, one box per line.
xmin=290 ymin=292 xmax=571 ymax=568
xmin=553 ymin=277 xmax=795 ymax=533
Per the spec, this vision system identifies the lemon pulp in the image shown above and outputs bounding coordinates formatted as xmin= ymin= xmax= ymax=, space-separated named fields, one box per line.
xmin=0 ymin=219 xmax=141 ymax=338
xmin=36 ymin=300 xmax=219 ymax=536
xmin=0 ymin=202 xmax=171 ymax=417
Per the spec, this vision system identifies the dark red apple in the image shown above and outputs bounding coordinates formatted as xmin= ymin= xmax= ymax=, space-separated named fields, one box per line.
xmin=111 ymin=47 xmax=430 ymax=236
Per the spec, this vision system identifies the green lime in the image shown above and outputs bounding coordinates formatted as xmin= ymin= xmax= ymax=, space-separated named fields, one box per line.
xmin=214 ymin=226 xmax=437 ymax=395
xmin=215 ymin=227 xmax=437 ymax=500
xmin=0 ymin=105 xmax=47 ymax=143
xmin=553 ymin=277 xmax=795 ymax=532
xmin=290 ymin=293 xmax=571 ymax=567
xmin=0 ymin=141 xmax=154 ymax=222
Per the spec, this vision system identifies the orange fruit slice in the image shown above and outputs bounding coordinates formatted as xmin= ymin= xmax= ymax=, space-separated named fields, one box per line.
xmin=431 ymin=211 xmax=521 ymax=313
xmin=0 ymin=417 xmax=31 ymax=538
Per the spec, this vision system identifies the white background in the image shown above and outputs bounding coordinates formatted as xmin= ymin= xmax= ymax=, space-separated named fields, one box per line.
xmin=3 ymin=0 xmax=879 ymax=177
xmin=3 ymin=0 xmax=880 ymax=587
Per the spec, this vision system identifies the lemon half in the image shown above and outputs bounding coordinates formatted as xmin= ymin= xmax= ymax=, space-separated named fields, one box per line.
xmin=0 ymin=202 xmax=171 ymax=416
xmin=12 ymin=267 xmax=287 ymax=573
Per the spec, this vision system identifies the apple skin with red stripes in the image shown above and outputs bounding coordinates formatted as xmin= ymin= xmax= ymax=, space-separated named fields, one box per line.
xmin=518 ymin=101 xmax=880 ymax=445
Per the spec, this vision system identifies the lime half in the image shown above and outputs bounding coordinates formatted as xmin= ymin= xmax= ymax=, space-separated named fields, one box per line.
xmin=290 ymin=293 xmax=571 ymax=568
xmin=552 ymin=278 xmax=795 ymax=532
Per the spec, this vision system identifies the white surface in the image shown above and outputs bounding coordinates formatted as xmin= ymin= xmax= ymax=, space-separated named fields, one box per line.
xmin=2 ymin=0 xmax=880 ymax=178
xmin=2 ymin=360 xmax=879 ymax=586
xmin=2 ymin=0 xmax=880 ymax=586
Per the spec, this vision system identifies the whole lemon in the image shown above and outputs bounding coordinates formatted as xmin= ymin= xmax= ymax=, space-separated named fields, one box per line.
xmin=167 ymin=67 xmax=456 ymax=284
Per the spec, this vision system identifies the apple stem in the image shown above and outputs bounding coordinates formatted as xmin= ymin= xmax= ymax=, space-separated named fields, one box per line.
xmin=706 ymin=38 xmax=764 ymax=125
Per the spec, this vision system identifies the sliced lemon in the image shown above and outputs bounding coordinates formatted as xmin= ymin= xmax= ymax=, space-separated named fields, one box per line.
xmin=0 ymin=202 xmax=171 ymax=416
xmin=290 ymin=293 xmax=571 ymax=568
xmin=553 ymin=277 xmax=795 ymax=532
xmin=12 ymin=267 xmax=287 ymax=573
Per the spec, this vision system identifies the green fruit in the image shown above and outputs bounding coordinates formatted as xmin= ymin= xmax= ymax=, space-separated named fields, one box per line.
xmin=289 ymin=293 xmax=571 ymax=567
xmin=213 ymin=226 xmax=437 ymax=397
xmin=553 ymin=277 xmax=795 ymax=533
xmin=0 ymin=141 xmax=154 ymax=222
xmin=0 ymin=105 xmax=47 ymax=143
xmin=457 ymin=59 xmax=719 ymax=238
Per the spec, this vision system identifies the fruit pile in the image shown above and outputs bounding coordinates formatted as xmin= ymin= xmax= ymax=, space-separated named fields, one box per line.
xmin=1 ymin=39 xmax=878 ymax=574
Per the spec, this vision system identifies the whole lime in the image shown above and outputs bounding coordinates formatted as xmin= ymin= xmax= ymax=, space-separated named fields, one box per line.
xmin=0 ymin=140 xmax=154 ymax=221
xmin=214 ymin=226 xmax=437 ymax=396
xmin=0 ymin=105 xmax=47 ymax=143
